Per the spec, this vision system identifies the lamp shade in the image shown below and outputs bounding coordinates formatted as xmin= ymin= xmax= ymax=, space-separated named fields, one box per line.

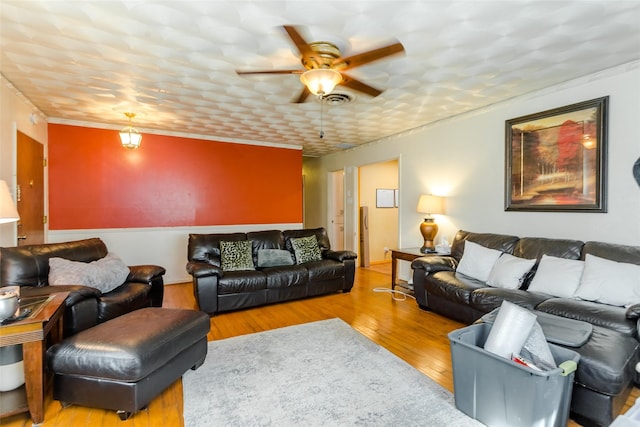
xmin=0 ymin=180 xmax=20 ymax=224
xmin=299 ymin=68 xmax=342 ymax=96
xmin=120 ymin=112 xmax=142 ymax=149
xmin=416 ymin=194 xmax=445 ymax=216
xmin=119 ymin=128 xmax=142 ymax=149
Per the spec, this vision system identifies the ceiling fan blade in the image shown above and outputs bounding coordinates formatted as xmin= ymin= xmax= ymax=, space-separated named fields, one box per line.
xmin=333 ymin=42 xmax=405 ymax=71
xmin=236 ymin=69 xmax=303 ymax=75
xmin=293 ymin=87 xmax=311 ymax=103
xmin=339 ymin=74 xmax=383 ymax=97
xmin=283 ymin=25 xmax=313 ymax=57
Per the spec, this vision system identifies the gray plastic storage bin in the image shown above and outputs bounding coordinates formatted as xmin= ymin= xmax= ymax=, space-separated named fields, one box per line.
xmin=448 ymin=323 xmax=580 ymax=427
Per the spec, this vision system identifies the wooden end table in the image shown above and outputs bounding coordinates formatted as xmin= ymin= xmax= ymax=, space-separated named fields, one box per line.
xmin=390 ymin=248 xmax=429 ymax=290
xmin=0 ymin=291 xmax=68 ymax=424
xmin=391 ymin=248 xmax=451 ymax=291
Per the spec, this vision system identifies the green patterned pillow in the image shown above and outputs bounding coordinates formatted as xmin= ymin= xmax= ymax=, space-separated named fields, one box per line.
xmin=220 ymin=240 xmax=254 ymax=271
xmin=290 ymin=235 xmax=322 ymax=264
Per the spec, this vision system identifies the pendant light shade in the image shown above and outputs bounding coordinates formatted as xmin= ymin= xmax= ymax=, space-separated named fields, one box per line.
xmin=300 ymin=68 xmax=342 ymax=96
xmin=119 ymin=112 xmax=142 ymax=149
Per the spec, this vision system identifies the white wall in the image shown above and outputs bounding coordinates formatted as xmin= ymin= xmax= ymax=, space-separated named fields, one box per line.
xmin=304 ymin=62 xmax=640 ymax=252
xmin=0 ymin=75 xmax=48 ymax=247
xmin=49 ymin=223 xmax=302 ymax=284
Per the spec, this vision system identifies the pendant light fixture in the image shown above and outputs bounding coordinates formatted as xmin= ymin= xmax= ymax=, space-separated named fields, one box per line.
xmin=299 ymin=68 xmax=342 ymax=97
xmin=119 ymin=112 xmax=142 ymax=149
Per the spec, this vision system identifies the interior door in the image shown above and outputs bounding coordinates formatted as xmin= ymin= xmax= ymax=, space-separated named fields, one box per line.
xmin=17 ymin=131 xmax=45 ymax=245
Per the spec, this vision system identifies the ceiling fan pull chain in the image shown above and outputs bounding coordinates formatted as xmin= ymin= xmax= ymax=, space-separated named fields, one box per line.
xmin=319 ymin=96 xmax=325 ymax=139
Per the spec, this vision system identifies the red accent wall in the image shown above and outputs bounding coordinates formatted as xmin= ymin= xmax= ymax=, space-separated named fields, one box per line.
xmin=48 ymin=124 xmax=303 ymax=229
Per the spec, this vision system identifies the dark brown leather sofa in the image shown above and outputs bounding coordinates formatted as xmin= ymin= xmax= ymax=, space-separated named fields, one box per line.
xmin=0 ymin=238 xmax=166 ymax=336
xmin=186 ymin=227 xmax=357 ymax=315
xmin=411 ymin=230 xmax=640 ymax=427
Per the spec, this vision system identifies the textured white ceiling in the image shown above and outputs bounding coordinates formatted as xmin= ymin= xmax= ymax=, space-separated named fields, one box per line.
xmin=2 ymin=1 xmax=640 ymax=157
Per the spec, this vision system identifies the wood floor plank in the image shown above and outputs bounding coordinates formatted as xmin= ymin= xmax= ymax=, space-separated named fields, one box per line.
xmin=1 ymin=263 xmax=637 ymax=426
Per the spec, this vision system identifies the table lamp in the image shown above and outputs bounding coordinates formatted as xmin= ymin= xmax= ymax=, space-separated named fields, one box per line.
xmin=416 ymin=194 xmax=444 ymax=253
xmin=0 ymin=180 xmax=20 ymax=224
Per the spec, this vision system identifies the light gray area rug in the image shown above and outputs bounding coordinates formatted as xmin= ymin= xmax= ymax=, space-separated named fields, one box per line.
xmin=182 ymin=318 xmax=482 ymax=426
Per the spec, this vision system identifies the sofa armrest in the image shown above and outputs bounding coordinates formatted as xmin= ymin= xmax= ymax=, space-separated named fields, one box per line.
xmin=21 ymin=285 xmax=101 ymax=336
xmin=127 ymin=265 xmax=166 ymax=283
xmin=21 ymin=284 xmax=101 ymax=306
xmin=324 ymin=250 xmax=357 ymax=262
xmin=626 ymin=303 xmax=640 ymax=319
xmin=411 ymin=255 xmax=457 ymax=273
xmin=186 ymin=262 xmax=224 ymax=279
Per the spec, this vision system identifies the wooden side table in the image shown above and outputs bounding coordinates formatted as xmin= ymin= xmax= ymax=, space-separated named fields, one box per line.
xmin=391 ymin=248 xmax=451 ymax=291
xmin=390 ymin=248 xmax=427 ymax=290
xmin=0 ymin=292 xmax=68 ymax=424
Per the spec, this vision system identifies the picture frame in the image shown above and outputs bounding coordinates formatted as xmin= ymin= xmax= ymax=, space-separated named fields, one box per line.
xmin=376 ymin=189 xmax=395 ymax=208
xmin=505 ymin=96 xmax=608 ymax=212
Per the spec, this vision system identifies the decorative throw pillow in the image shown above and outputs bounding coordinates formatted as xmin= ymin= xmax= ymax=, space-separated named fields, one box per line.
xmin=257 ymin=249 xmax=294 ymax=268
xmin=220 ymin=240 xmax=254 ymax=271
xmin=49 ymin=253 xmax=130 ymax=294
xmin=456 ymin=240 xmax=503 ymax=282
xmin=290 ymin=235 xmax=322 ymax=264
xmin=574 ymin=254 xmax=640 ymax=307
xmin=486 ymin=253 xmax=536 ymax=289
xmin=527 ymin=254 xmax=584 ymax=298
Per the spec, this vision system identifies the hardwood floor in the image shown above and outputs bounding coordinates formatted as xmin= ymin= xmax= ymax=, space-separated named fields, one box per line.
xmin=2 ymin=263 xmax=638 ymax=426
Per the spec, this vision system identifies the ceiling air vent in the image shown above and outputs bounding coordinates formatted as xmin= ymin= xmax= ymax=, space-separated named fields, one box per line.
xmin=320 ymin=93 xmax=353 ymax=106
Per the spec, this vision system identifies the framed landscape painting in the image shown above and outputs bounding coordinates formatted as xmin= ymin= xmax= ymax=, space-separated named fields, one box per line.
xmin=505 ymin=97 xmax=608 ymax=212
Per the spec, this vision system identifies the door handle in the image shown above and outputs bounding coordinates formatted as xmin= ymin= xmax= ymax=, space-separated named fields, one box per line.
xmin=17 ymin=235 xmax=27 ymax=240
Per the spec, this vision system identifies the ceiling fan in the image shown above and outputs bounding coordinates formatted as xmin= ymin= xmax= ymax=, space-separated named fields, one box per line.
xmin=236 ymin=25 xmax=405 ymax=103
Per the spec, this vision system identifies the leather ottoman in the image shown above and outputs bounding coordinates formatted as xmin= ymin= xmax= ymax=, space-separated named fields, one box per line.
xmin=47 ymin=307 xmax=210 ymax=420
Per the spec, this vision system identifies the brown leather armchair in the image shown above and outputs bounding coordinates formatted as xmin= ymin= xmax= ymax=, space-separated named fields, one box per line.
xmin=0 ymin=238 xmax=165 ymax=337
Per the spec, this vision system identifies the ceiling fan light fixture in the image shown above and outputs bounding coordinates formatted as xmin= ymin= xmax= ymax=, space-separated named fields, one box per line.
xmin=119 ymin=112 xmax=142 ymax=149
xmin=300 ymin=68 xmax=342 ymax=96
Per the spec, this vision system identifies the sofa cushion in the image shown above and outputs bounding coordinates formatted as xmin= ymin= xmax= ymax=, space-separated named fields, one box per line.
xmin=470 ymin=288 xmax=550 ymax=313
xmin=564 ymin=325 xmax=640 ymax=397
xmin=256 ymin=249 xmax=294 ymax=268
xmin=527 ymin=254 xmax=584 ymax=298
xmin=513 ymin=237 xmax=584 ymax=289
xmin=48 ymin=253 xmax=130 ymax=294
xmin=290 ymin=235 xmax=322 ymax=264
xmin=220 ymin=240 xmax=254 ymax=271
xmin=304 ymin=259 xmax=344 ymax=282
xmin=536 ymin=298 xmax=636 ymax=337
xmin=456 ymin=241 xmax=502 ymax=281
xmin=217 ymin=270 xmax=267 ymax=295
xmin=425 ymin=271 xmax=485 ymax=305
xmin=486 ymin=254 xmax=536 ymax=289
xmin=574 ymin=254 xmax=640 ymax=307
xmin=450 ymin=230 xmax=519 ymax=262
xmin=263 ymin=265 xmax=308 ymax=289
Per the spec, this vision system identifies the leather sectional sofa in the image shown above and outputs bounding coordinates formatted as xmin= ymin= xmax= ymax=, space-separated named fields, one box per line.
xmin=0 ymin=238 xmax=166 ymax=337
xmin=186 ymin=227 xmax=357 ymax=315
xmin=411 ymin=230 xmax=640 ymax=427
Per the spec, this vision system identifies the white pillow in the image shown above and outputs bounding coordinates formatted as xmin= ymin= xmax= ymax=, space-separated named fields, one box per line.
xmin=487 ymin=253 xmax=536 ymax=289
xmin=574 ymin=254 xmax=640 ymax=307
xmin=527 ymin=254 xmax=584 ymax=298
xmin=49 ymin=253 xmax=130 ymax=294
xmin=456 ymin=240 xmax=503 ymax=281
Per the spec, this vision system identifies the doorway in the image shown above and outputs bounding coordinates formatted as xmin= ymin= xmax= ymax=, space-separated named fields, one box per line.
xmin=357 ymin=160 xmax=399 ymax=266
xmin=16 ymin=131 xmax=45 ymax=245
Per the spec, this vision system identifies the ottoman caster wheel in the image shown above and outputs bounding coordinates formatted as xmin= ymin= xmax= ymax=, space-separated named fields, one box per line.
xmin=117 ymin=410 xmax=132 ymax=421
